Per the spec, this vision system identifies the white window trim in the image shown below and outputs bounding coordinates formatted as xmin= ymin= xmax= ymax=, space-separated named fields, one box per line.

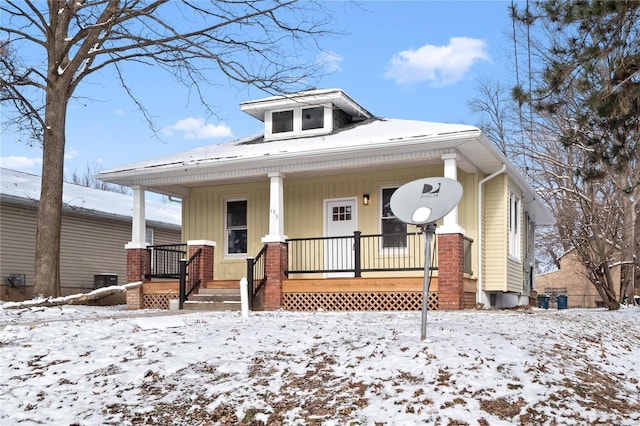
xmin=264 ymin=103 xmax=333 ymax=141
xmin=380 ymin=186 xmax=408 ymax=255
xmin=508 ymin=190 xmax=521 ymax=261
xmin=145 ymin=228 xmax=154 ymax=245
xmin=224 ymin=198 xmax=248 ymax=258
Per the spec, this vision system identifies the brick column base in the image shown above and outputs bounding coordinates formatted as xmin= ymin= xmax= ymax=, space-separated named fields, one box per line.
xmin=188 ymin=240 xmax=216 ymax=285
xmin=437 ymin=233 xmax=465 ymax=310
xmin=126 ymin=283 xmax=144 ymax=310
xmin=263 ymin=242 xmax=288 ymax=310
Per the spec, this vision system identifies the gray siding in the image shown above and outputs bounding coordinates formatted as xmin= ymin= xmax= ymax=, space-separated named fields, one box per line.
xmin=1 ymin=200 xmax=181 ymax=301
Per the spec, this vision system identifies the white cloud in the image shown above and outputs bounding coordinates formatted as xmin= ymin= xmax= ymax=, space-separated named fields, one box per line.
xmin=163 ymin=117 xmax=233 ymax=140
xmin=385 ymin=37 xmax=490 ymax=87
xmin=0 ymin=155 xmax=43 ymax=171
xmin=64 ymin=148 xmax=79 ymax=160
xmin=318 ymin=51 xmax=344 ymax=73
xmin=115 ymin=109 xmax=125 ymax=116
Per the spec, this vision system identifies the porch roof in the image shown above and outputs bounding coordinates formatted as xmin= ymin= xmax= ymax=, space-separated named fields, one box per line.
xmin=101 ymin=118 xmax=488 ymax=191
xmin=98 ymin=116 xmax=554 ymax=225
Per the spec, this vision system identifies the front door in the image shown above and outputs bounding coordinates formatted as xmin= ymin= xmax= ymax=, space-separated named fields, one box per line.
xmin=325 ymin=198 xmax=357 ymax=277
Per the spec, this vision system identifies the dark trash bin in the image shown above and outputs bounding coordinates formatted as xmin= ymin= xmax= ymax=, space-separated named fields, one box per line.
xmin=538 ymin=295 xmax=550 ymax=309
xmin=557 ymin=295 xmax=568 ymax=310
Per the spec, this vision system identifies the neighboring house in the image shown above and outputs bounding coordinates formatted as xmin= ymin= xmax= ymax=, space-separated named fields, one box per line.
xmin=99 ymin=89 xmax=554 ymax=311
xmin=0 ymin=168 xmax=181 ymax=302
xmin=536 ymin=250 xmax=621 ymax=308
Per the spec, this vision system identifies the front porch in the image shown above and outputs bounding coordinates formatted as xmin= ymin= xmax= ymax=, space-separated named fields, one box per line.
xmin=125 ymin=231 xmax=477 ymax=311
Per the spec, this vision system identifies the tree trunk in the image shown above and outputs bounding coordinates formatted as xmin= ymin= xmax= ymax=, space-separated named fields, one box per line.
xmin=633 ymin=199 xmax=640 ymax=302
xmin=32 ymin=83 xmax=68 ymax=298
xmin=619 ymin=197 xmax=635 ymax=303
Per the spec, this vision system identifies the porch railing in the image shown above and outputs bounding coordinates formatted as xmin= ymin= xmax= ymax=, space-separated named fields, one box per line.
xmin=287 ymin=231 xmax=437 ymax=277
xmin=147 ymin=244 xmax=187 ymax=278
xmin=287 ymin=232 xmax=474 ymax=277
xmin=178 ymin=248 xmax=202 ymax=309
xmin=246 ymin=244 xmax=268 ymax=310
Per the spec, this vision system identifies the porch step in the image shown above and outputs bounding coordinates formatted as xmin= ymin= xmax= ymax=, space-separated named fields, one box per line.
xmin=183 ymin=287 xmax=242 ymax=311
xmin=190 ymin=291 xmax=241 ymax=303
xmin=203 ymin=280 xmax=240 ymax=289
xmin=183 ymin=300 xmax=241 ymax=311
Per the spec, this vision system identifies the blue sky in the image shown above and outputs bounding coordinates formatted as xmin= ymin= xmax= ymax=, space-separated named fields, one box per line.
xmin=1 ymin=1 xmax=518 ymax=178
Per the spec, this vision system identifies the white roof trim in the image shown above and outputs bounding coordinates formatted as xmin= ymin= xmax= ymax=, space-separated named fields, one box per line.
xmin=240 ymin=88 xmax=372 ymax=121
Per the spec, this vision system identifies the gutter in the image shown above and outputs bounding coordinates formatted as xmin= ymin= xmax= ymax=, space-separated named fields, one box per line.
xmin=477 ymin=164 xmax=506 ymax=306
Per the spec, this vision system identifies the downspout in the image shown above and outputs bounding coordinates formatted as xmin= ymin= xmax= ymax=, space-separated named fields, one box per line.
xmin=477 ymin=164 xmax=506 ymax=306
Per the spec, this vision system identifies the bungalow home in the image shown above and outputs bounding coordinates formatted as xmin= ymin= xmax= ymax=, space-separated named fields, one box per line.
xmin=0 ymin=168 xmax=181 ymax=302
xmin=98 ymin=89 xmax=554 ymax=311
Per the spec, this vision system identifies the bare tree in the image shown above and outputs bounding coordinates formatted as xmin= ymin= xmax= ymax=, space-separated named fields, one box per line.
xmin=67 ymin=162 xmax=130 ymax=194
xmin=1 ymin=0 xmax=333 ymax=297
xmin=512 ymin=0 xmax=639 ymax=304
xmin=469 ymin=1 xmax=639 ymax=308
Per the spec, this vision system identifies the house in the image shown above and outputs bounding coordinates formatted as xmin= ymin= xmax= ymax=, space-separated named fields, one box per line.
xmin=536 ymin=250 xmax=621 ymax=308
xmin=0 ymin=168 xmax=181 ymax=302
xmin=98 ymin=89 xmax=554 ymax=311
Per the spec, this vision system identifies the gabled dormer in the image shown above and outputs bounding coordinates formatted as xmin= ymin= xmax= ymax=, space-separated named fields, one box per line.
xmin=240 ymin=89 xmax=373 ymax=141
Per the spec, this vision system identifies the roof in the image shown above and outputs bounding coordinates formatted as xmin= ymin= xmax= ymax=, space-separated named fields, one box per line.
xmin=0 ymin=168 xmax=181 ymax=227
xmin=98 ymin=89 xmax=554 ymax=225
xmin=240 ymin=88 xmax=372 ymax=121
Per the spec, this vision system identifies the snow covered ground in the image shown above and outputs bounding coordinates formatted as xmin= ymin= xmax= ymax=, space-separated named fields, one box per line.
xmin=1 ymin=303 xmax=638 ymax=425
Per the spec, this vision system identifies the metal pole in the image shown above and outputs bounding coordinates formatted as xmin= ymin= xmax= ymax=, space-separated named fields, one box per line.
xmin=421 ymin=223 xmax=436 ymax=340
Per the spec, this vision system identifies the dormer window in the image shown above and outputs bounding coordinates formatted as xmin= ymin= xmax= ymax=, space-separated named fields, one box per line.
xmin=265 ymin=104 xmax=333 ymax=140
xmin=240 ymin=89 xmax=373 ymax=142
xmin=302 ymin=107 xmax=324 ymax=130
xmin=272 ymin=110 xmax=294 ymax=133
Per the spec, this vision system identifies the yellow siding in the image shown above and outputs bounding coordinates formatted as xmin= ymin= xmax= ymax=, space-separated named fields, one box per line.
xmin=459 ymin=171 xmax=479 ymax=277
xmin=482 ymin=174 xmax=507 ymax=291
xmin=506 ymin=257 xmax=524 ymax=293
xmin=506 ymin=182 xmax=525 ymax=293
xmin=184 ymin=182 xmax=270 ymax=280
xmin=183 ymin=165 xmax=481 ymax=280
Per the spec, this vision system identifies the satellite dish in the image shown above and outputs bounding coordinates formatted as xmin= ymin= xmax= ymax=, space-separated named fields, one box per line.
xmin=390 ymin=177 xmax=463 ymax=225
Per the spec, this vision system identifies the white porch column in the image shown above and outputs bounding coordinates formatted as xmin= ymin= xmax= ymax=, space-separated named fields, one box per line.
xmin=262 ymin=172 xmax=287 ymax=243
xmin=437 ymin=153 xmax=465 ymax=235
xmin=125 ymin=185 xmax=148 ymax=248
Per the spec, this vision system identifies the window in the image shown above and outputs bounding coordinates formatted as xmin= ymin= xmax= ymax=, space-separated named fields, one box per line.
xmin=332 ymin=205 xmax=352 ymax=221
xmin=226 ymin=200 xmax=247 ymax=255
xmin=302 ymin=107 xmax=324 ymax=130
xmin=272 ymin=110 xmax=294 ymax=133
xmin=266 ymin=106 xmax=329 ymax=139
xmin=381 ymin=187 xmax=407 ymax=249
xmin=145 ymin=228 xmax=154 ymax=245
xmin=508 ymin=191 xmax=521 ymax=259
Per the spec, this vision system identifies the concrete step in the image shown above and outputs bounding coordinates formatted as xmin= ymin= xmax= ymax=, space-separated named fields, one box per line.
xmin=183 ymin=300 xmax=241 ymax=311
xmin=198 ymin=288 xmax=240 ymax=296
xmin=190 ymin=293 xmax=241 ymax=302
xmin=203 ymin=280 xmax=240 ymax=289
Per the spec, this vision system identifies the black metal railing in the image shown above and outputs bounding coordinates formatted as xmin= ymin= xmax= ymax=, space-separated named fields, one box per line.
xmin=287 ymin=231 xmax=437 ymax=277
xmin=178 ymin=248 xmax=202 ymax=309
xmin=147 ymin=244 xmax=187 ymax=278
xmin=246 ymin=244 xmax=268 ymax=310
